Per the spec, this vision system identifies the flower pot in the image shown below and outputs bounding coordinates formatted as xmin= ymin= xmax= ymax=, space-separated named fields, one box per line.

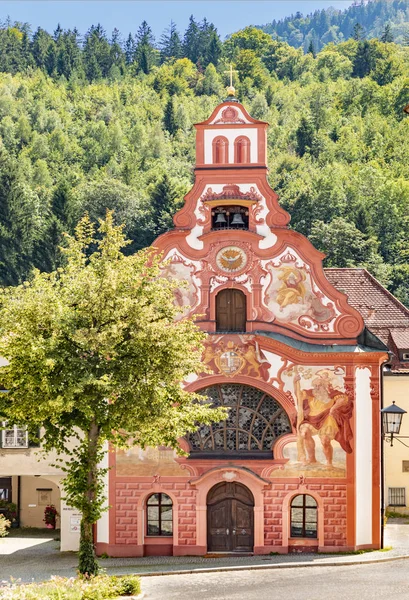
xmin=45 ymin=523 xmax=55 ymax=529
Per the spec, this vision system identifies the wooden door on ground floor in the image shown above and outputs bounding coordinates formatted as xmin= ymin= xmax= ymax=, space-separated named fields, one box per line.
xmin=207 ymin=482 xmax=254 ymax=552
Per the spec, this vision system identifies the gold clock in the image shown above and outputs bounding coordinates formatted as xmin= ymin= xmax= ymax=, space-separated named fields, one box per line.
xmin=216 ymin=246 xmax=248 ymax=273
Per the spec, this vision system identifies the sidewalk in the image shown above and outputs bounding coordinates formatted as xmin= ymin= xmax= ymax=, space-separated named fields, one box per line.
xmin=1 ymin=520 xmax=408 ymax=583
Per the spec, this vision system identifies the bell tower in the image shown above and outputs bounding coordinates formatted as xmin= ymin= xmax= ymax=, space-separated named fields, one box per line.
xmin=154 ymin=93 xmax=363 ymax=341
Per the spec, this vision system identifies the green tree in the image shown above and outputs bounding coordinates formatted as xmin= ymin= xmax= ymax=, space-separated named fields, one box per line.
xmin=295 ymin=116 xmax=315 ymax=157
xmin=160 ymin=21 xmax=182 ymax=63
xmin=307 ymin=40 xmax=316 ymax=57
xmin=163 ymin=97 xmax=178 ymax=135
xmin=353 ymin=23 xmax=365 ymax=42
xmin=380 ymin=23 xmax=394 ymax=43
xmin=135 ymin=21 xmax=157 ymax=74
xmin=183 ymin=15 xmax=201 ymax=64
xmin=83 ymin=24 xmax=112 ymax=80
xmin=202 ymin=63 xmax=223 ymax=96
xmin=310 ymin=217 xmax=379 ymax=267
xmin=352 ymin=40 xmax=374 ymax=78
xmin=0 ymin=213 xmax=225 ymax=575
xmin=149 ymin=174 xmax=183 ymax=237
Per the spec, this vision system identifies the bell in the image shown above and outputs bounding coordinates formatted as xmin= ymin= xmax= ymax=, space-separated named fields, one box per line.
xmin=231 ymin=213 xmax=245 ymax=226
xmin=215 ymin=212 xmax=227 ymax=225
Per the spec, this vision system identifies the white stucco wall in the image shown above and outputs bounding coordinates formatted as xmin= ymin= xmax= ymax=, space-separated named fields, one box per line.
xmin=355 ymin=367 xmax=373 ymax=545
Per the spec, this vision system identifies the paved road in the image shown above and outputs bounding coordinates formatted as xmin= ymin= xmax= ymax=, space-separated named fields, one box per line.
xmin=141 ymin=559 xmax=409 ymax=600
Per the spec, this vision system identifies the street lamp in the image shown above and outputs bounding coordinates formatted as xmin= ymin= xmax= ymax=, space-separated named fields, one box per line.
xmin=381 ymin=401 xmax=407 ymax=446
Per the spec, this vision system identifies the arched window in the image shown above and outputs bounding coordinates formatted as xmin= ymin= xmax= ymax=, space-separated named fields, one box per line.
xmin=146 ymin=493 xmax=173 ymax=536
xmin=187 ymin=383 xmax=292 ymax=458
xmin=213 ymin=136 xmax=228 ymax=164
xmin=216 ymin=289 xmax=246 ymax=332
xmin=234 ymin=136 xmax=250 ymax=163
xmin=290 ymin=495 xmax=317 ymax=538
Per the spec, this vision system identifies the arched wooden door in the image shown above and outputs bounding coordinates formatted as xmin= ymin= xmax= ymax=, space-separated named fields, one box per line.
xmin=207 ymin=482 xmax=254 ymax=552
xmin=216 ymin=289 xmax=246 ymax=332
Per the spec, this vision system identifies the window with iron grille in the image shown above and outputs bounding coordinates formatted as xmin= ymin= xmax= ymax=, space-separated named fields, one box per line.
xmin=388 ymin=487 xmax=406 ymax=507
xmin=1 ymin=424 xmax=28 ymax=448
xmin=187 ymin=384 xmax=292 ymax=458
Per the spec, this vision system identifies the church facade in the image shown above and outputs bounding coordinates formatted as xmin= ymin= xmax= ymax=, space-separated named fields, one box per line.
xmin=95 ymin=98 xmax=388 ymax=557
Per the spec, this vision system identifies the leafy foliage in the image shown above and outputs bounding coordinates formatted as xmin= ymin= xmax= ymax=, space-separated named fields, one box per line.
xmin=0 ymin=18 xmax=408 ymax=304
xmin=260 ymin=0 xmax=409 ymax=51
xmin=0 ymin=514 xmax=11 ymax=537
xmin=0 ymin=213 xmax=226 ymax=573
xmin=0 ymin=574 xmax=141 ymax=599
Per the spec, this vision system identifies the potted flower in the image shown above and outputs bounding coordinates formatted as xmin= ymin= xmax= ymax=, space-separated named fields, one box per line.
xmin=0 ymin=500 xmax=19 ymax=528
xmin=43 ymin=504 xmax=58 ymax=529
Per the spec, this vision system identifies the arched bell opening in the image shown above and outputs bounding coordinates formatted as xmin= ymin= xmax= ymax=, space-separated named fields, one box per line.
xmin=211 ymin=205 xmax=249 ymax=231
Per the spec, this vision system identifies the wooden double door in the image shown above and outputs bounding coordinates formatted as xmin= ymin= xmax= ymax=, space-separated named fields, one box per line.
xmin=207 ymin=482 xmax=254 ymax=552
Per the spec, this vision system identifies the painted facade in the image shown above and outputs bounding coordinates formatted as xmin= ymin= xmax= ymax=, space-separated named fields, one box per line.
xmin=95 ymin=98 xmax=388 ymax=558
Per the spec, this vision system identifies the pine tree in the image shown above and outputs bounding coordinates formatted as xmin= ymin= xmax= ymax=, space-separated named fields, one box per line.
xmin=380 ymin=23 xmax=394 ymax=43
xmin=135 ymin=21 xmax=157 ymax=74
xmin=353 ymin=23 xmax=365 ymax=41
xmin=110 ymin=28 xmax=125 ymax=74
xmin=160 ymin=21 xmax=182 ymax=63
xmin=295 ymin=116 xmax=315 ymax=157
xmin=32 ymin=27 xmax=54 ymax=70
xmin=83 ymin=24 xmax=112 ymax=80
xmin=150 ymin=174 xmax=181 ymax=237
xmin=124 ymin=33 xmax=136 ymax=65
xmin=352 ymin=40 xmax=374 ymax=78
xmin=205 ymin=29 xmax=222 ymax=66
xmin=183 ymin=15 xmax=200 ymax=63
xmin=265 ymin=85 xmax=274 ymax=107
xmin=163 ymin=97 xmax=178 ymax=135
xmin=307 ymin=40 xmax=316 ymax=57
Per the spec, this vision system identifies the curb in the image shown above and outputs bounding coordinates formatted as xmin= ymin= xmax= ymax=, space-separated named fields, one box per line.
xmin=133 ymin=552 xmax=409 ymax=578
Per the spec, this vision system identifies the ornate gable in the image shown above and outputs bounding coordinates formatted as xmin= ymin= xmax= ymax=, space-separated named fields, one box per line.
xmin=153 ymin=99 xmax=364 ymax=344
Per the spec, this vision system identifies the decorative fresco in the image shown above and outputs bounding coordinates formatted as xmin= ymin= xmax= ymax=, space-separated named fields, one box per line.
xmin=263 ymin=250 xmax=338 ymax=332
xmin=201 ymin=335 xmax=271 ymax=381
xmin=159 ymin=253 xmax=200 ymax=319
xmin=274 ymin=365 xmax=353 ymax=478
xmin=116 ymin=446 xmax=186 ymax=477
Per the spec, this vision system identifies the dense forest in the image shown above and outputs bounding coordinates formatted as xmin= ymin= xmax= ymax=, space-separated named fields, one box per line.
xmin=0 ymin=14 xmax=408 ymax=307
xmin=261 ymin=0 xmax=409 ymax=51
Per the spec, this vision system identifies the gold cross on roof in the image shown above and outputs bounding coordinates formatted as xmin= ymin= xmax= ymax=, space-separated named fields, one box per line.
xmin=224 ymin=64 xmax=238 ymax=96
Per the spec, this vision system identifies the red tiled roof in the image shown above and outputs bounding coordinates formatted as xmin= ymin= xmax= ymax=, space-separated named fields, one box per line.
xmin=324 ymin=268 xmax=409 ymax=371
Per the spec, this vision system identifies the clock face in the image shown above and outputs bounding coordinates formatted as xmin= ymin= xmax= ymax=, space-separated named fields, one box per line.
xmin=216 ymin=246 xmax=248 ymax=273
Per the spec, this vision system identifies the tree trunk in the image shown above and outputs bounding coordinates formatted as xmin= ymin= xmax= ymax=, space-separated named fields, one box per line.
xmin=78 ymin=419 xmax=100 ymax=575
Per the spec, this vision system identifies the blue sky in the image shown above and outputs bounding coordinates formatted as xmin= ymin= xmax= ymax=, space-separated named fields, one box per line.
xmin=0 ymin=1 xmax=356 ymax=39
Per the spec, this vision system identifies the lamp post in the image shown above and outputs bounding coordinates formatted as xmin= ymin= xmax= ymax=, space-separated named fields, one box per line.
xmin=380 ymin=401 xmax=407 ymax=548
xmin=381 ymin=401 xmax=407 ymax=446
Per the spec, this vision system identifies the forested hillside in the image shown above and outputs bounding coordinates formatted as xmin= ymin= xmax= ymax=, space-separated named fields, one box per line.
xmin=261 ymin=0 xmax=409 ymax=51
xmin=0 ymin=19 xmax=408 ymax=306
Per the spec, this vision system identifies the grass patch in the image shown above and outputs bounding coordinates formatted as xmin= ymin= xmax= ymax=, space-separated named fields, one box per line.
xmin=318 ymin=546 xmax=392 ymax=556
xmin=385 ymin=510 xmax=409 ymax=520
xmin=0 ymin=574 xmax=140 ymax=599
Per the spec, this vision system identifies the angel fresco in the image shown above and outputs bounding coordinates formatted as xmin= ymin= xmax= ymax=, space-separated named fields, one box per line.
xmin=276 ymin=266 xmax=307 ymax=308
xmin=263 ymin=258 xmax=336 ymax=326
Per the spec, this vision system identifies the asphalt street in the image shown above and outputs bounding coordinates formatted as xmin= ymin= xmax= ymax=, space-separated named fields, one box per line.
xmin=141 ymin=559 xmax=409 ymax=600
